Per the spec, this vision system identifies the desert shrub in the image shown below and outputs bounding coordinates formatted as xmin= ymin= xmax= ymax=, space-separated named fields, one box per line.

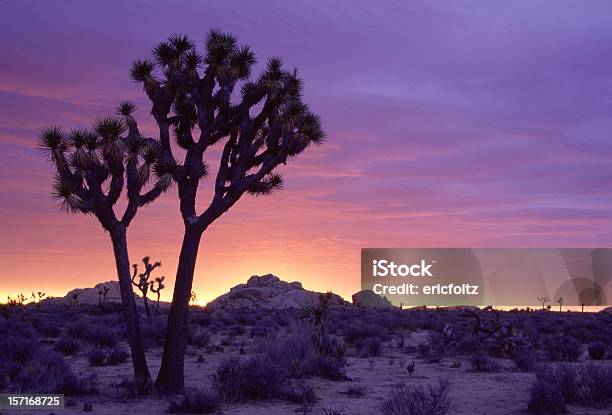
xmin=418 ymin=332 xmax=445 ymax=363
xmin=188 ymin=329 xmax=211 ymax=348
xmin=587 ymin=341 xmax=606 ymax=360
xmin=381 ymin=379 xmax=451 ymax=415
xmin=452 ymin=336 xmax=480 ymax=356
xmin=1 ymin=336 xmax=39 ymax=363
xmin=88 ymin=348 xmax=107 ymax=366
xmin=228 ymin=324 xmax=246 ymax=337
xmin=55 ymin=337 xmax=80 ymax=355
xmin=36 ymin=320 xmax=62 ymax=338
xmin=169 ymin=388 xmax=220 ymax=414
xmin=343 ymin=323 xmax=390 ymax=344
xmin=249 ymin=319 xmax=276 ymax=337
xmin=343 ymin=385 xmax=367 ymax=398
xmin=528 ymin=363 xmax=612 ymax=412
xmin=281 ymin=379 xmax=317 ymax=404
xmin=88 ymin=326 xmax=118 ymax=347
xmin=15 ymin=350 xmax=95 ymax=395
xmin=311 ymin=355 xmax=346 ymax=380
xmin=542 ymin=335 xmax=581 ymax=362
xmin=258 ymin=328 xmax=345 ymax=380
xmin=322 ymin=407 xmax=346 ymax=415
xmin=527 ymin=374 xmax=566 ymax=415
xmin=319 ymin=334 xmax=348 ymax=359
xmin=355 ymin=336 xmax=382 ymax=357
xmin=67 ymin=319 xmax=117 ymax=347
xmin=212 ymin=356 xmax=284 ymax=402
xmin=260 ymin=329 xmax=313 ymax=377
xmin=577 ymin=363 xmax=612 ymax=405
xmin=512 ymin=346 xmax=538 ymax=372
xmin=470 ymin=352 xmax=500 ymax=372
xmin=107 ymin=347 xmax=128 ymax=365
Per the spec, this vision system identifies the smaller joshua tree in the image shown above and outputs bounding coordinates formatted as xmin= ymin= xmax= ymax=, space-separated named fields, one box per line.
xmin=557 ymin=297 xmax=563 ymax=312
xmin=189 ymin=291 xmax=197 ymax=305
xmin=132 ymin=256 xmax=162 ymax=317
xmin=149 ymin=276 xmax=166 ymax=311
xmin=536 ymin=296 xmax=551 ymax=310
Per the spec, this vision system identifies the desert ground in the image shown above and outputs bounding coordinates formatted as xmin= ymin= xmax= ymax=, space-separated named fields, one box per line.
xmin=1 ymin=278 xmax=611 ymax=415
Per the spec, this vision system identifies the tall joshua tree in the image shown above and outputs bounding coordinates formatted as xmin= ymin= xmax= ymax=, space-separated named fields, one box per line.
xmin=128 ymin=31 xmax=324 ymax=392
xmin=40 ymin=106 xmax=173 ymax=392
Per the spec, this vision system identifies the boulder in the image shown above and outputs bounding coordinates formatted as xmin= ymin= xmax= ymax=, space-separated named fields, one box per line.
xmin=48 ymin=281 xmax=142 ymax=305
xmin=207 ymin=273 xmax=347 ymax=309
xmin=352 ymin=290 xmax=393 ymax=308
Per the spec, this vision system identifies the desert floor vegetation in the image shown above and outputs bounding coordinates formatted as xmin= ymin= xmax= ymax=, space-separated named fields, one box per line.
xmin=1 ymin=301 xmax=611 ymax=414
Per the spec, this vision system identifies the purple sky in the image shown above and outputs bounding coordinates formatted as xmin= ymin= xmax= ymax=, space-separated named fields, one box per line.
xmin=1 ymin=1 xmax=612 ymax=302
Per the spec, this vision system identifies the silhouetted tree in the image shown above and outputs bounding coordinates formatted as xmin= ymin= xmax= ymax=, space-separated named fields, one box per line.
xmin=536 ymin=296 xmax=551 ymax=310
xmin=132 ymin=256 xmax=162 ymax=317
xmin=39 ymin=105 xmax=172 ymax=393
xmin=128 ymin=31 xmax=324 ymax=393
xmin=150 ymin=276 xmax=166 ymax=310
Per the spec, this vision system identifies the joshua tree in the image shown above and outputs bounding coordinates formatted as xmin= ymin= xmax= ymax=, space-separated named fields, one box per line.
xmin=132 ymin=256 xmax=162 ymax=317
xmin=557 ymin=297 xmax=563 ymax=312
xmin=129 ymin=31 xmax=324 ymax=393
xmin=7 ymin=294 xmax=26 ymax=306
xmin=39 ymin=105 xmax=172 ymax=392
xmin=189 ymin=291 xmax=197 ymax=305
xmin=536 ymin=296 xmax=551 ymax=310
xmin=150 ymin=276 xmax=166 ymax=310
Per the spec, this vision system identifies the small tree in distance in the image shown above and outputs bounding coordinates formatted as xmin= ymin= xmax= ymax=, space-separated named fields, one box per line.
xmin=150 ymin=276 xmax=166 ymax=311
xmin=536 ymin=296 xmax=551 ymax=310
xmin=132 ymin=256 xmax=162 ymax=317
xmin=128 ymin=31 xmax=324 ymax=393
xmin=39 ymin=103 xmax=173 ymax=392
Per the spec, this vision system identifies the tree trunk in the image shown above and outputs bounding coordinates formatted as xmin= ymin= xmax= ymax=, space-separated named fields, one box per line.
xmin=155 ymin=225 xmax=202 ymax=393
xmin=143 ymin=293 xmax=150 ymax=318
xmin=110 ymin=225 xmax=152 ymax=394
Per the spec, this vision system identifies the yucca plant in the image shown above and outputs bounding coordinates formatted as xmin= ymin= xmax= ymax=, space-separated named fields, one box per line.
xmin=39 ymin=103 xmax=173 ymax=393
xmin=126 ymin=31 xmax=324 ymax=393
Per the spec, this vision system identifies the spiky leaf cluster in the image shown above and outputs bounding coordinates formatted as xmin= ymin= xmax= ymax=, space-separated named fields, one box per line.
xmin=40 ymin=103 xmax=173 ymax=229
xmin=128 ymin=30 xmax=324 ymax=227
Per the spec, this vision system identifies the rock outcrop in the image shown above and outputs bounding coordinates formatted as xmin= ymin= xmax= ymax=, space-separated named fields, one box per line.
xmin=207 ymin=274 xmax=347 ymax=309
xmin=48 ymin=281 xmax=141 ymax=305
xmin=352 ymin=290 xmax=393 ymax=308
